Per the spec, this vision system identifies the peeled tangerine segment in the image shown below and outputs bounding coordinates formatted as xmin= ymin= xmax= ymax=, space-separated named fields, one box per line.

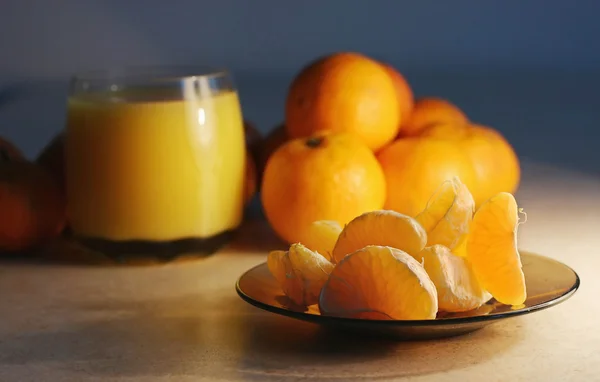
xmin=415 ymin=176 xmax=475 ymax=250
xmin=467 ymin=192 xmax=527 ymax=306
xmin=302 ymin=220 xmax=342 ymax=261
xmin=319 ymin=245 xmax=438 ymax=320
xmin=331 ymin=210 xmax=427 ymax=263
xmin=267 ymin=243 xmax=334 ymax=306
xmin=418 ymin=245 xmax=492 ymax=312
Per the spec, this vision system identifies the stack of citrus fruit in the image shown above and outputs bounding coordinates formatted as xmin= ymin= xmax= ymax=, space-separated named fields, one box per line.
xmin=258 ymin=51 xmax=520 ymax=246
xmin=267 ymin=178 xmax=527 ymax=319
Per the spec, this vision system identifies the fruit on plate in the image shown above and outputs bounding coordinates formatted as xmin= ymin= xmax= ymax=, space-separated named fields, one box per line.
xmin=267 ymin=243 xmax=334 ymax=306
xmin=400 ymin=97 xmax=468 ymax=137
xmin=415 ymin=176 xmax=474 ymax=250
xmin=301 ymin=220 xmax=342 ymax=261
xmin=285 ymin=52 xmax=400 ymax=151
xmin=417 ymin=245 xmax=491 ymax=312
xmin=331 ymin=210 xmax=426 ymax=264
xmin=467 ymin=192 xmax=527 ymax=306
xmin=377 ymin=138 xmax=477 ymax=217
xmin=319 ymin=245 xmax=438 ymax=320
xmin=0 ymin=144 xmax=66 ymax=251
xmin=265 ymin=178 xmax=527 ymax=318
xmin=261 ymin=132 xmax=386 ymax=245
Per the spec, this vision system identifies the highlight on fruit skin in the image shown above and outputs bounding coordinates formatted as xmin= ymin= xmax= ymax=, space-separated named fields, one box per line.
xmin=417 ymin=245 xmax=492 ymax=313
xmin=302 ymin=220 xmax=342 ymax=261
xmin=467 ymin=192 xmax=527 ymax=306
xmin=319 ymin=245 xmax=438 ymax=320
xmin=415 ymin=176 xmax=475 ymax=250
xmin=267 ymin=243 xmax=334 ymax=306
xmin=331 ymin=210 xmax=427 ymax=263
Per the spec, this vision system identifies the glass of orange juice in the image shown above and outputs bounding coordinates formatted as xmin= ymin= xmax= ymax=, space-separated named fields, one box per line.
xmin=64 ymin=67 xmax=246 ymax=261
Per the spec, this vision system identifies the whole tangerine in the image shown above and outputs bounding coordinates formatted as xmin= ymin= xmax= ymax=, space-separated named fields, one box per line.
xmin=285 ymin=52 xmax=400 ymax=151
xmin=377 ymin=137 xmax=477 ymax=217
xmin=261 ymin=132 xmax=386 ymax=245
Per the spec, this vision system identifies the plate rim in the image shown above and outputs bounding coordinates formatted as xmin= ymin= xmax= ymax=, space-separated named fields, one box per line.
xmin=235 ymin=252 xmax=580 ymax=327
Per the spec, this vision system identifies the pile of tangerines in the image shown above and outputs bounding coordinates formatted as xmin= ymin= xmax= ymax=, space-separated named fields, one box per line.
xmin=253 ymin=51 xmax=520 ymax=247
xmin=253 ymin=52 xmax=526 ymax=319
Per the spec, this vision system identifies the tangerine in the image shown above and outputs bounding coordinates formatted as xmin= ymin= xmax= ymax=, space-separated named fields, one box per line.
xmin=261 ymin=132 xmax=386 ymax=245
xmin=302 ymin=220 xmax=342 ymax=261
xmin=267 ymin=243 xmax=334 ymax=306
xmin=285 ymin=52 xmax=400 ymax=151
xmin=331 ymin=210 xmax=426 ymax=263
xmin=319 ymin=245 xmax=438 ymax=320
xmin=467 ymin=192 xmax=526 ymax=306
xmin=417 ymin=245 xmax=491 ymax=312
xmin=415 ymin=176 xmax=475 ymax=250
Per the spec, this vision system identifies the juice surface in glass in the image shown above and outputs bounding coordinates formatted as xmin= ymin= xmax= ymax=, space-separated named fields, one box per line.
xmin=65 ymin=81 xmax=245 ymax=246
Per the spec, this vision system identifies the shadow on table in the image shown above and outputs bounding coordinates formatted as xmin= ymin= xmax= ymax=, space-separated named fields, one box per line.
xmin=0 ymin=291 xmax=524 ymax=380
xmin=0 ymin=214 xmax=282 ymax=267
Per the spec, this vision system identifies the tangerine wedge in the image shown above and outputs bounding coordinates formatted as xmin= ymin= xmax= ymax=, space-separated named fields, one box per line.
xmin=467 ymin=192 xmax=527 ymax=306
xmin=331 ymin=210 xmax=427 ymax=263
xmin=267 ymin=243 xmax=334 ymax=306
xmin=417 ymin=245 xmax=491 ymax=312
xmin=302 ymin=220 xmax=342 ymax=261
xmin=415 ymin=177 xmax=475 ymax=250
xmin=319 ymin=245 xmax=438 ymax=320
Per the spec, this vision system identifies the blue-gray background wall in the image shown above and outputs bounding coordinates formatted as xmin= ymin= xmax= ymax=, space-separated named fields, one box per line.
xmin=1 ymin=0 xmax=598 ymax=173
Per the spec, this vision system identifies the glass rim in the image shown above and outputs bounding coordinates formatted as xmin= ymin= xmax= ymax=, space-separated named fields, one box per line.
xmin=70 ymin=65 xmax=231 ymax=84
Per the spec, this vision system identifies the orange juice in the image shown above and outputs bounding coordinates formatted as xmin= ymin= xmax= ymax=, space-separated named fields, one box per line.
xmin=65 ymin=90 xmax=245 ymax=243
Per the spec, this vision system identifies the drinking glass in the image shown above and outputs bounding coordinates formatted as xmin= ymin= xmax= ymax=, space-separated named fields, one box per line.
xmin=65 ymin=67 xmax=246 ymax=261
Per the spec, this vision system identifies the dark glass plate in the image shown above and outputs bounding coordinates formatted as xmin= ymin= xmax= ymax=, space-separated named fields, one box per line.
xmin=236 ymin=252 xmax=580 ymax=340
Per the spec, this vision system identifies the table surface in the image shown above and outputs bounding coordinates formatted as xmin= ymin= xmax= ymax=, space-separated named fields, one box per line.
xmin=0 ymin=161 xmax=598 ymax=382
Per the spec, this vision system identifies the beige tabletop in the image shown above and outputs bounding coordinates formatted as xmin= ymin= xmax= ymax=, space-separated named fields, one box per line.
xmin=0 ymin=161 xmax=597 ymax=382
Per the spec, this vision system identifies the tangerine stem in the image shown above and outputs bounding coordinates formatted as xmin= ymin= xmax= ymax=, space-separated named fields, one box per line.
xmin=305 ymin=136 xmax=324 ymax=148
